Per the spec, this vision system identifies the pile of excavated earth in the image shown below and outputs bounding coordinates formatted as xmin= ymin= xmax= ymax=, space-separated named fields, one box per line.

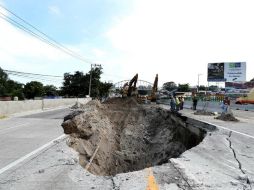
xmin=62 ymin=97 xmax=206 ymax=176
xmin=194 ymin=110 xmax=216 ymax=116
xmin=215 ymin=112 xmax=239 ymax=121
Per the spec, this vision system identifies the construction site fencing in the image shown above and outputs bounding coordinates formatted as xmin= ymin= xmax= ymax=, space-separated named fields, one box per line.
xmin=185 ymin=95 xmax=225 ymax=102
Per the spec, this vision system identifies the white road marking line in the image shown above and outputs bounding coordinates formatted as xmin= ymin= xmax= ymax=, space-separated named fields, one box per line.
xmin=0 ymin=123 xmax=29 ymax=134
xmin=163 ymin=105 xmax=254 ymax=140
xmin=0 ymin=134 xmax=66 ymax=175
xmin=197 ymin=119 xmax=254 ymax=140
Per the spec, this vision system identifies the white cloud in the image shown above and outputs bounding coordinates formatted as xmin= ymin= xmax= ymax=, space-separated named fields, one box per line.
xmin=1 ymin=0 xmax=254 ymax=88
xmin=107 ymin=0 xmax=254 ymax=86
xmin=48 ymin=5 xmax=61 ymax=16
xmin=0 ymin=10 xmax=89 ymax=86
xmin=92 ymin=48 xmax=106 ymax=58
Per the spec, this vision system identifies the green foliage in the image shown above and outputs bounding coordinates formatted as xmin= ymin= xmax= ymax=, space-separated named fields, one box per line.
xmin=162 ymin=81 xmax=177 ymax=91
xmin=0 ymin=67 xmax=24 ymax=99
xmin=44 ymin=85 xmax=58 ymax=96
xmin=6 ymin=80 xmax=24 ymax=99
xmin=208 ymin=85 xmax=219 ymax=92
xmin=198 ymin=85 xmax=206 ymax=91
xmin=0 ymin=67 xmax=8 ymax=96
xmin=61 ymin=67 xmax=112 ymax=98
xmin=178 ymin=83 xmax=190 ymax=92
xmin=1 ymin=66 xmax=112 ymax=100
xmin=24 ymin=81 xmax=44 ymax=99
xmin=98 ymin=82 xmax=113 ymax=97
xmin=61 ymin=71 xmax=89 ymax=97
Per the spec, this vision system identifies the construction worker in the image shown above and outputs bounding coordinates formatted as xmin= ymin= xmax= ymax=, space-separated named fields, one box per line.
xmin=221 ymin=96 xmax=230 ymax=113
xmin=170 ymin=96 xmax=176 ymax=112
xmin=192 ymin=94 xmax=198 ymax=110
xmin=179 ymin=96 xmax=184 ymax=110
xmin=175 ymin=96 xmax=180 ymax=111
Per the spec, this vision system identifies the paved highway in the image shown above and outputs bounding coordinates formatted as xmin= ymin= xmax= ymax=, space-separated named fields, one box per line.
xmin=184 ymin=100 xmax=254 ymax=112
xmin=0 ymin=105 xmax=254 ymax=189
xmin=0 ymin=108 xmax=71 ymax=170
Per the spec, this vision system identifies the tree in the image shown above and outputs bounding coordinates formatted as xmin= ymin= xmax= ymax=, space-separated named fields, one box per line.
xmin=162 ymin=81 xmax=177 ymax=92
xmin=208 ymin=85 xmax=219 ymax=92
xmin=6 ymin=80 xmax=24 ymax=99
xmin=44 ymin=85 xmax=58 ymax=96
xmin=98 ymin=82 xmax=113 ymax=97
xmin=178 ymin=83 xmax=190 ymax=92
xmin=0 ymin=67 xmax=24 ymax=99
xmin=89 ymin=67 xmax=103 ymax=97
xmin=0 ymin=67 xmax=8 ymax=96
xmin=61 ymin=67 xmax=111 ymax=98
xmin=198 ymin=85 xmax=206 ymax=91
xmin=24 ymin=81 xmax=44 ymax=99
xmin=61 ymin=71 xmax=89 ymax=97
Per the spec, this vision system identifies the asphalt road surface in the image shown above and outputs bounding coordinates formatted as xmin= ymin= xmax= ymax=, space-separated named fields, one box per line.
xmin=0 ymin=108 xmax=70 ymax=170
xmin=0 ymin=105 xmax=254 ymax=189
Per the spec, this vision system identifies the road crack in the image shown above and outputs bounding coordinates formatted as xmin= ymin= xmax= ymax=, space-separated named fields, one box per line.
xmin=110 ymin=176 xmax=119 ymax=190
xmin=169 ymin=160 xmax=194 ymax=190
xmin=226 ymin=131 xmax=252 ymax=189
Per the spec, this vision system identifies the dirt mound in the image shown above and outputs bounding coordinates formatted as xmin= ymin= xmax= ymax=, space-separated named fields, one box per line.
xmin=194 ymin=110 xmax=216 ymax=116
xmin=62 ymin=97 xmax=206 ymax=176
xmin=215 ymin=112 xmax=239 ymax=122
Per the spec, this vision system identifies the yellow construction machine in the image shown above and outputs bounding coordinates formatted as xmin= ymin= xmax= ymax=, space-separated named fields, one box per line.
xmin=121 ymin=74 xmax=138 ymax=97
xmin=147 ymin=74 xmax=158 ymax=102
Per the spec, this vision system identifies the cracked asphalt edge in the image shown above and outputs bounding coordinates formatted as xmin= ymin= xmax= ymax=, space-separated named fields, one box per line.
xmin=226 ymin=131 xmax=252 ymax=189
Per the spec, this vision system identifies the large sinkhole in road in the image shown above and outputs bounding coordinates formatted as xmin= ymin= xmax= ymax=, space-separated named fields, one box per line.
xmin=62 ymin=98 xmax=206 ymax=176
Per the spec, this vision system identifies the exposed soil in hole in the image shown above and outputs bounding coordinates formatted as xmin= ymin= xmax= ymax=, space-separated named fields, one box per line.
xmin=62 ymin=98 xmax=206 ymax=176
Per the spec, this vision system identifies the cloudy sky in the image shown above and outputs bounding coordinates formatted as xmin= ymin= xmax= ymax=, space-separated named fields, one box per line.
xmin=0 ymin=0 xmax=254 ymax=87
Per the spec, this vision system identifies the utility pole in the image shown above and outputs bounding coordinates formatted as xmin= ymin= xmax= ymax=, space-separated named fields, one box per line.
xmin=197 ymin=73 xmax=202 ymax=93
xmin=88 ymin=64 xmax=101 ymax=97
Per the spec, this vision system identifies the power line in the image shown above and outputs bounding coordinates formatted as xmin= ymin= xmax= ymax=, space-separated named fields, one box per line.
xmin=0 ymin=4 xmax=89 ymax=62
xmin=4 ymin=69 xmax=63 ymax=83
xmin=6 ymin=72 xmax=63 ymax=80
xmin=0 ymin=4 xmax=97 ymax=65
xmin=7 ymin=73 xmax=63 ymax=83
xmin=0 ymin=12 xmax=90 ymax=64
xmin=0 ymin=5 xmax=128 ymax=82
xmin=4 ymin=69 xmax=62 ymax=78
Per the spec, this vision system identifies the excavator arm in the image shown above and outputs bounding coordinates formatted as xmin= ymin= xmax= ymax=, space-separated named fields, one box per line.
xmin=127 ymin=74 xmax=138 ymax=96
xmin=147 ymin=74 xmax=158 ymax=102
xmin=150 ymin=74 xmax=158 ymax=102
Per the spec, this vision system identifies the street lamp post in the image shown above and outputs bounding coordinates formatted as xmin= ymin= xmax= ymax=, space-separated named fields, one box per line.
xmin=89 ymin=64 xmax=101 ymax=97
xmin=197 ymin=73 xmax=202 ymax=92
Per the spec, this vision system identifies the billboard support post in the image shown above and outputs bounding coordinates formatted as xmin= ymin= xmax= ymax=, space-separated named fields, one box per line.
xmin=197 ymin=73 xmax=202 ymax=92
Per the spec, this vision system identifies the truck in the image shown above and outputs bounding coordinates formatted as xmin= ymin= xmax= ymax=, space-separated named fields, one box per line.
xmin=235 ymin=88 xmax=254 ymax=104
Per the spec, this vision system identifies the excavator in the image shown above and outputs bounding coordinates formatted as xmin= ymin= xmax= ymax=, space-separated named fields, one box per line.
xmin=121 ymin=74 xmax=138 ymax=97
xmin=121 ymin=73 xmax=158 ymax=103
xmin=147 ymin=74 xmax=158 ymax=102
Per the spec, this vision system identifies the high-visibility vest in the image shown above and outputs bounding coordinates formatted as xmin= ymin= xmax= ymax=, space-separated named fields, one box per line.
xmin=176 ymin=97 xmax=180 ymax=105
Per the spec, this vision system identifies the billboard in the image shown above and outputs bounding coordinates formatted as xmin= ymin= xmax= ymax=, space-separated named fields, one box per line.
xmin=207 ymin=63 xmax=225 ymax=82
xmin=207 ymin=62 xmax=246 ymax=82
xmin=224 ymin=62 xmax=246 ymax=82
